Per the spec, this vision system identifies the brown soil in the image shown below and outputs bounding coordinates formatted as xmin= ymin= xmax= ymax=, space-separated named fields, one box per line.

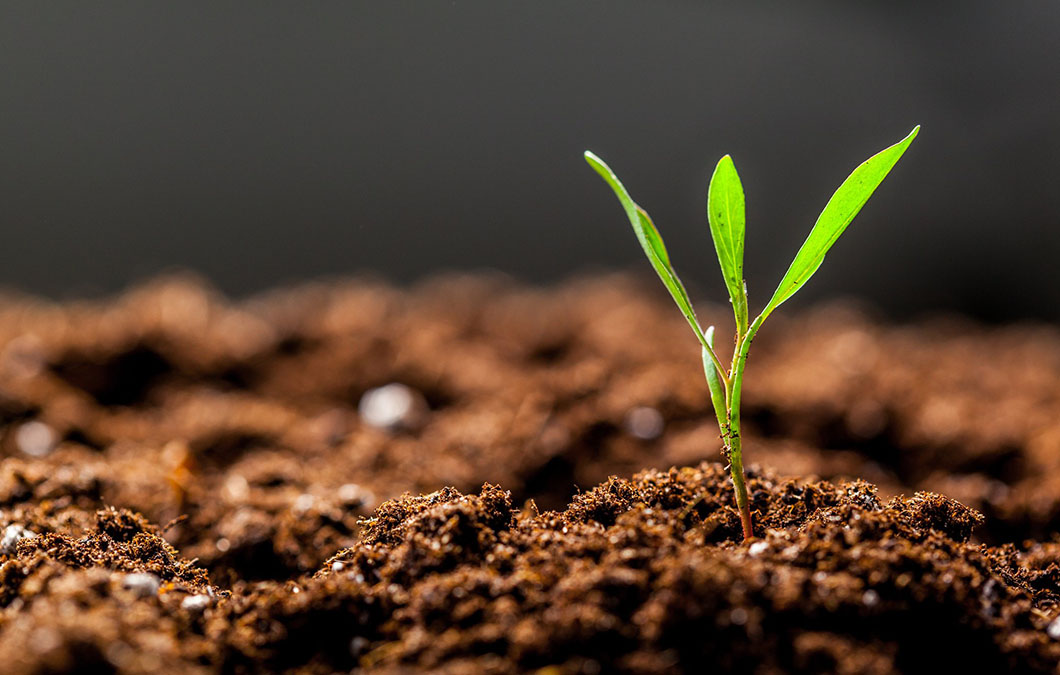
xmin=0 ymin=273 xmax=1059 ymax=672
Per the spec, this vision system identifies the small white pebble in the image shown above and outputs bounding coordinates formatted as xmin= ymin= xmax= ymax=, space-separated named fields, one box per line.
xmin=331 ymin=561 xmax=345 ymax=573
xmin=28 ymin=626 xmax=62 ymax=653
xmin=16 ymin=421 xmax=58 ymax=458
xmin=293 ymin=493 xmax=315 ymax=514
xmin=181 ymin=594 xmax=211 ymax=612
xmin=0 ymin=524 xmax=36 ymax=555
xmin=223 ymin=474 xmax=249 ymax=501
xmin=624 ymin=406 xmax=664 ymax=440
xmin=338 ymin=483 xmax=373 ymax=506
xmin=358 ymin=383 xmax=425 ymax=431
xmin=350 ymin=636 xmax=370 ymax=656
xmin=862 ymin=589 xmax=880 ymax=607
xmin=748 ymin=541 xmax=769 ymax=557
xmin=729 ymin=607 xmax=749 ymax=626
xmin=1048 ymin=618 xmax=1060 ymax=640
xmin=121 ymin=573 xmax=161 ymax=598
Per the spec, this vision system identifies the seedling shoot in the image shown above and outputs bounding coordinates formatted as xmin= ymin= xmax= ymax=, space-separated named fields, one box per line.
xmin=585 ymin=126 xmax=919 ymax=541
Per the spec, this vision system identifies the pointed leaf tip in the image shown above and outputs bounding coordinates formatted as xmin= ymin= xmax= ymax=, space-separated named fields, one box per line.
xmin=584 ymin=149 xmax=709 ymax=351
xmin=762 ymin=126 xmax=919 ymax=318
xmin=707 ymin=153 xmax=748 ymax=333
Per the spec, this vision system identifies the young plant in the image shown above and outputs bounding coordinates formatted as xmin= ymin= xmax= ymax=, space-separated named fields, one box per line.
xmin=585 ymin=126 xmax=919 ymax=541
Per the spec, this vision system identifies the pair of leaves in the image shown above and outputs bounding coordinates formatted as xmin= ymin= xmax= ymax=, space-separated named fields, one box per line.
xmin=587 ymin=125 xmax=919 ymax=339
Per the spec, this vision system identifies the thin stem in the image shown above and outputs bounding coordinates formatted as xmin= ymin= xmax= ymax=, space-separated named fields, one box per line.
xmin=726 ymin=424 xmax=753 ymax=541
xmin=724 ymin=315 xmax=765 ymax=542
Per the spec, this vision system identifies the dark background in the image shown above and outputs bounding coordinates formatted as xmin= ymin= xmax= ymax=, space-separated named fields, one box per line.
xmin=1 ymin=2 xmax=1058 ymax=321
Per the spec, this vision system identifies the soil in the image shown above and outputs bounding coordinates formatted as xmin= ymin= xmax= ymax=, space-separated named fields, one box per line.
xmin=0 ymin=272 xmax=1059 ymax=672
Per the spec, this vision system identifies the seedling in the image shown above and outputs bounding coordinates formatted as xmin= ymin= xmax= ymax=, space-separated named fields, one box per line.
xmin=585 ymin=126 xmax=919 ymax=541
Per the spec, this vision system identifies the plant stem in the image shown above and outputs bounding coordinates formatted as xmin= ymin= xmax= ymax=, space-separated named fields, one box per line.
xmin=725 ymin=423 xmax=753 ymax=541
xmin=725 ymin=315 xmax=764 ymax=542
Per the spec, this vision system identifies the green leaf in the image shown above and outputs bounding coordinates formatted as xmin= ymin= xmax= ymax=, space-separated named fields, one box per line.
xmin=585 ymin=151 xmax=709 ymax=347
xmin=702 ymin=328 xmax=728 ymax=428
xmin=763 ymin=125 xmax=920 ymax=317
xmin=707 ymin=155 xmax=748 ymax=334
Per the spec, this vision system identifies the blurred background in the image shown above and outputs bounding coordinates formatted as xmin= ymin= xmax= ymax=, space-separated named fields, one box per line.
xmin=1 ymin=1 xmax=1058 ymax=321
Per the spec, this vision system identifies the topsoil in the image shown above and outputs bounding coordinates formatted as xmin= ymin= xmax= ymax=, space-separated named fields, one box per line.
xmin=0 ymin=273 xmax=1059 ymax=673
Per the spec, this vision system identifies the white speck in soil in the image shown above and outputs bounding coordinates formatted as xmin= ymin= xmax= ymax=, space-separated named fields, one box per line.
xmin=181 ymin=595 xmax=211 ymax=612
xmin=624 ymin=406 xmax=664 ymax=440
xmin=331 ymin=561 xmax=345 ymax=573
xmin=293 ymin=493 xmax=315 ymax=514
xmin=15 ymin=421 xmax=58 ymax=458
xmin=338 ymin=483 xmax=373 ymax=507
xmin=350 ymin=636 xmax=370 ymax=657
xmin=863 ymin=589 xmax=880 ymax=607
xmin=29 ymin=627 xmax=61 ymax=653
xmin=216 ymin=537 xmax=231 ymax=552
xmin=224 ymin=474 xmax=249 ymax=501
xmin=748 ymin=541 xmax=769 ymax=557
xmin=0 ymin=524 xmax=36 ymax=555
xmin=1048 ymin=618 xmax=1060 ymax=640
xmin=121 ymin=573 xmax=161 ymax=598
xmin=358 ymin=383 xmax=426 ymax=431
xmin=729 ymin=607 xmax=749 ymax=626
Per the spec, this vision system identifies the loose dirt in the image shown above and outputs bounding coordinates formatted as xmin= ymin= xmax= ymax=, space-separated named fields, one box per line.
xmin=0 ymin=273 xmax=1058 ymax=672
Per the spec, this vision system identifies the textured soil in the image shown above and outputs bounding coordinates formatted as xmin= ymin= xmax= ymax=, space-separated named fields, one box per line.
xmin=0 ymin=273 xmax=1060 ymax=672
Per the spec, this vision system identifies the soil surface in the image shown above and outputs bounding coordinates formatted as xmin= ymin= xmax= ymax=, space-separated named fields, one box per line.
xmin=0 ymin=273 xmax=1059 ymax=672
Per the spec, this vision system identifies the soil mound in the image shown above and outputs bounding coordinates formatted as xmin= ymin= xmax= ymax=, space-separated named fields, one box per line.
xmin=0 ymin=273 xmax=1058 ymax=671
xmin=2 ymin=464 xmax=1059 ymax=673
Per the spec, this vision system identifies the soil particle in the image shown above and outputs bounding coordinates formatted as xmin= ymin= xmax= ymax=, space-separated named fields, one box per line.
xmin=0 ymin=524 xmax=35 ymax=555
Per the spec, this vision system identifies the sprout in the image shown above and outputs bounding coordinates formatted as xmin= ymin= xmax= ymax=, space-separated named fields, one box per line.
xmin=585 ymin=126 xmax=919 ymax=540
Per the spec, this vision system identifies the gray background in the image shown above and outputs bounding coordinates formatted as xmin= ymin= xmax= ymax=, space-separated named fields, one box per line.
xmin=1 ymin=2 xmax=1058 ymax=320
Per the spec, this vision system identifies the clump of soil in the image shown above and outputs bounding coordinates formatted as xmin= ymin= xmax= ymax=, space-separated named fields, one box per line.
xmin=3 ymin=463 xmax=1060 ymax=673
xmin=0 ymin=273 xmax=1059 ymax=672
xmin=309 ymin=463 xmax=1059 ymax=674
